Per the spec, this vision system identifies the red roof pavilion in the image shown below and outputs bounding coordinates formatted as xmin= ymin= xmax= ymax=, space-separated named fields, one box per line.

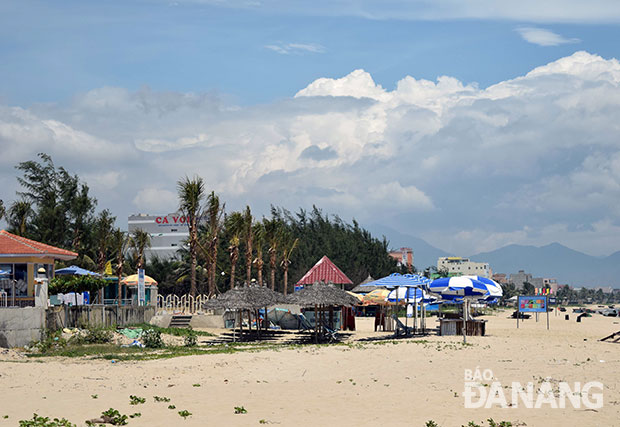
xmin=0 ymin=230 xmax=78 ymax=260
xmin=296 ymin=255 xmax=353 ymax=286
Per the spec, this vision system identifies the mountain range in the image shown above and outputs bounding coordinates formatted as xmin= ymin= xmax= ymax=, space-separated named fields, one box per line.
xmin=370 ymin=224 xmax=620 ymax=288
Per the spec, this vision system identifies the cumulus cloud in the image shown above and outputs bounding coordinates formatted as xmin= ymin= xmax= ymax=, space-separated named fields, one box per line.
xmin=265 ymin=43 xmax=325 ymax=55
xmin=516 ymin=27 xmax=580 ymax=46
xmin=2 ymin=51 xmax=620 ymax=256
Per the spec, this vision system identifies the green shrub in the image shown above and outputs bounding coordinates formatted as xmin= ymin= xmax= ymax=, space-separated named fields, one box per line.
xmin=33 ymin=330 xmax=67 ymax=354
xmin=100 ymin=408 xmax=128 ymax=426
xmin=141 ymin=329 xmax=164 ymax=348
xmin=184 ymin=327 xmax=197 ymax=347
xmin=129 ymin=395 xmax=146 ymax=405
xmin=72 ymin=327 xmax=113 ymax=345
xmin=19 ymin=413 xmax=75 ymax=427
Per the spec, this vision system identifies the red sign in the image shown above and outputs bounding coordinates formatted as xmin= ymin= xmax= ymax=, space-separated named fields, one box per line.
xmin=155 ymin=216 xmax=190 ymax=225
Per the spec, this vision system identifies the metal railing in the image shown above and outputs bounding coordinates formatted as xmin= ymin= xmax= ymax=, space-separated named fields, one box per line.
xmin=157 ymin=294 xmax=211 ymax=313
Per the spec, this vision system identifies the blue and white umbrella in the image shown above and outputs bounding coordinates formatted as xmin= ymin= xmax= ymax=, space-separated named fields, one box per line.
xmin=462 ymin=275 xmax=503 ymax=303
xmin=0 ymin=270 xmax=10 ymax=277
xmin=55 ymin=265 xmax=100 ymax=276
xmin=429 ymin=276 xmax=490 ymax=300
xmin=361 ymin=273 xmax=431 ymax=290
xmin=387 ymin=287 xmax=431 ymax=303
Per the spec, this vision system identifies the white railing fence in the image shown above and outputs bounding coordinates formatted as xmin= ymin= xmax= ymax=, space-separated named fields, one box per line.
xmin=157 ymin=294 xmax=211 ymax=313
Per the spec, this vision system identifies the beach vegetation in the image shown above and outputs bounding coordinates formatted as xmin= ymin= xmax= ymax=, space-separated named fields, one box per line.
xmin=178 ymin=410 xmax=192 ymax=419
xmin=141 ymin=328 xmax=164 ymax=348
xmin=167 ymin=405 xmax=176 ymax=410
xmin=19 ymin=414 xmax=75 ymax=427
xmin=153 ymin=396 xmax=170 ymax=402
xmin=129 ymin=395 xmax=146 ymax=405
xmin=234 ymin=406 xmax=247 ymax=414
xmin=99 ymin=408 xmax=128 ymax=425
xmin=183 ymin=327 xmax=198 ymax=347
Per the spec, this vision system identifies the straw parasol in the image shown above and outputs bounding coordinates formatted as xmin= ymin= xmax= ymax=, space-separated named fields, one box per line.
xmin=203 ymin=285 xmax=286 ymax=341
xmin=286 ymin=282 xmax=358 ymax=342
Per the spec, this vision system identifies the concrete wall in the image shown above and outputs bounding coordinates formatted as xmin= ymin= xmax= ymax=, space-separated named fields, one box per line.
xmin=0 ymin=307 xmax=45 ymax=348
xmin=46 ymin=305 xmax=156 ymax=330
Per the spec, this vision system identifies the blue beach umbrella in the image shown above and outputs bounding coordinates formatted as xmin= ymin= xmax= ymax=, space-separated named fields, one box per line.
xmin=361 ymin=273 xmax=431 ymax=290
xmin=387 ymin=286 xmax=433 ymax=303
xmin=462 ymin=275 xmax=503 ymax=303
xmin=55 ymin=265 xmax=101 ymax=276
xmin=429 ymin=276 xmax=490 ymax=300
xmin=0 ymin=270 xmax=10 ymax=277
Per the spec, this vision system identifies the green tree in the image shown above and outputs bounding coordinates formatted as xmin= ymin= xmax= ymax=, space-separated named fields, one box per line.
xmin=177 ymin=176 xmax=205 ymax=297
xmin=225 ymin=212 xmax=245 ymax=289
xmin=130 ymin=228 xmax=151 ymax=270
xmin=203 ymin=191 xmax=224 ymax=296
xmin=279 ymin=234 xmax=299 ymax=295
xmin=263 ymin=217 xmax=283 ymax=291
xmin=523 ymin=281 xmax=535 ymax=295
xmin=92 ymin=209 xmax=116 ymax=274
xmin=253 ymin=222 xmax=266 ymax=286
xmin=242 ymin=206 xmax=254 ymax=286
xmin=110 ymin=228 xmax=129 ymax=306
xmin=8 ymin=200 xmax=33 ymax=236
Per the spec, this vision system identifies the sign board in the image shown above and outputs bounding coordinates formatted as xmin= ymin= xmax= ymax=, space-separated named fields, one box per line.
xmin=548 ymin=297 xmax=557 ymax=305
xmin=138 ymin=268 xmax=146 ymax=306
xmin=518 ymin=295 xmax=548 ymax=313
xmin=294 ymin=284 xmax=304 ymax=292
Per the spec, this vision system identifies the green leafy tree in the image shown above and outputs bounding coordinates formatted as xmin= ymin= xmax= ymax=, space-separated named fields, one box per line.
xmin=92 ymin=209 xmax=116 ymax=274
xmin=177 ymin=176 xmax=205 ymax=297
xmin=130 ymin=228 xmax=151 ymax=270
xmin=203 ymin=191 xmax=224 ymax=296
xmin=110 ymin=228 xmax=129 ymax=306
xmin=263 ymin=217 xmax=283 ymax=291
xmin=8 ymin=200 xmax=33 ymax=236
xmin=253 ymin=222 xmax=266 ymax=286
xmin=242 ymin=206 xmax=254 ymax=286
xmin=226 ymin=212 xmax=245 ymax=289
xmin=279 ymin=234 xmax=299 ymax=295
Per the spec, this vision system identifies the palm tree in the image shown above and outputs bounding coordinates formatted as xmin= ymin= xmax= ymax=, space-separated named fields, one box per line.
xmin=252 ymin=222 xmax=265 ymax=286
xmin=92 ymin=209 xmax=116 ymax=274
xmin=280 ymin=236 xmax=299 ymax=295
xmin=264 ymin=218 xmax=282 ymax=291
xmin=205 ymin=192 xmax=224 ymax=296
xmin=8 ymin=200 xmax=33 ymax=237
xmin=177 ymin=176 xmax=205 ymax=297
xmin=110 ymin=228 xmax=129 ymax=306
xmin=226 ymin=212 xmax=244 ymax=289
xmin=242 ymin=206 xmax=253 ymax=286
xmin=130 ymin=228 xmax=151 ymax=270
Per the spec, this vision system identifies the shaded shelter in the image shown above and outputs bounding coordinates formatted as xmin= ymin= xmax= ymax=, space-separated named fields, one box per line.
xmin=296 ymin=256 xmax=353 ymax=290
xmin=286 ymin=282 xmax=358 ymax=342
xmin=204 ymin=285 xmax=287 ymax=340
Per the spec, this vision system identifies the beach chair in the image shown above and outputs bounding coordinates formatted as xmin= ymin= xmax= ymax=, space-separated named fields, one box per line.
xmin=391 ymin=314 xmax=413 ymax=337
xmin=298 ymin=313 xmax=338 ymax=343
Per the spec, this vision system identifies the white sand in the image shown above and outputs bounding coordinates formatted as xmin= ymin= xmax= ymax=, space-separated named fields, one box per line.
xmin=1 ymin=308 xmax=619 ymax=426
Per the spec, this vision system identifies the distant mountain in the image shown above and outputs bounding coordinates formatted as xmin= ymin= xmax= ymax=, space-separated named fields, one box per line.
xmin=469 ymin=243 xmax=620 ymax=288
xmin=367 ymin=224 xmax=451 ymax=270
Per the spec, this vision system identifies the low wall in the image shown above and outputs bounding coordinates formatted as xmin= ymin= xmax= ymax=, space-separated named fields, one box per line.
xmin=0 ymin=307 xmax=45 ymax=348
xmin=46 ymin=305 xmax=156 ymax=330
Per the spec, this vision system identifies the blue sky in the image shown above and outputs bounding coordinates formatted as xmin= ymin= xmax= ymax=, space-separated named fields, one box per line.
xmin=2 ymin=1 xmax=620 ymax=258
xmin=2 ymin=1 xmax=619 ymax=105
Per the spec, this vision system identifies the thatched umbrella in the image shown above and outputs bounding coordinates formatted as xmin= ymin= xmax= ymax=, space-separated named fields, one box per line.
xmin=203 ymin=286 xmax=286 ymax=340
xmin=286 ymin=282 xmax=358 ymax=342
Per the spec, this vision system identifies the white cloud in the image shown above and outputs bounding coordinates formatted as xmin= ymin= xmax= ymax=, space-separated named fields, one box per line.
xmin=3 ymin=51 xmax=620 ymax=256
xmin=265 ymin=43 xmax=325 ymax=55
xmin=133 ymin=188 xmax=178 ymax=213
xmin=516 ymin=27 xmax=580 ymax=46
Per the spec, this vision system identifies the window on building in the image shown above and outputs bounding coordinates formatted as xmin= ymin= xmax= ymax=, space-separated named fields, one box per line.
xmin=171 ymin=228 xmax=177 ymax=232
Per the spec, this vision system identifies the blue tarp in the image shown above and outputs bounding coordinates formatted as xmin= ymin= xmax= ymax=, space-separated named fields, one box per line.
xmin=55 ymin=265 xmax=101 ymax=276
xmin=360 ymin=273 xmax=431 ymax=289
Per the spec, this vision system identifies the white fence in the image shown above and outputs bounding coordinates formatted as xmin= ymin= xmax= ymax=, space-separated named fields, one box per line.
xmin=157 ymin=294 xmax=212 ymax=314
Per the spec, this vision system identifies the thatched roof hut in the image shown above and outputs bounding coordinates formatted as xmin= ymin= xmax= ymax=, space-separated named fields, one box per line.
xmin=286 ymin=282 xmax=359 ymax=307
xmin=204 ymin=285 xmax=286 ymax=311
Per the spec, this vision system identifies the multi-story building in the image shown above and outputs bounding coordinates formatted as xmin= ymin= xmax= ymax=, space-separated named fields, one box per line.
xmin=389 ymin=247 xmax=413 ymax=272
xmin=509 ymin=270 xmax=533 ymax=289
xmin=437 ymin=257 xmax=491 ymax=278
xmin=128 ymin=213 xmax=189 ymax=260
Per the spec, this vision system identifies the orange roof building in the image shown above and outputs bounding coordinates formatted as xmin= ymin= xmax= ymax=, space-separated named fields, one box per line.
xmin=0 ymin=230 xmax=77 ymax=299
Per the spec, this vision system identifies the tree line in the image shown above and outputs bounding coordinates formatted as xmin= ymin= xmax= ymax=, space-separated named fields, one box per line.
xmin=1 ymin=154 xmax=400 ymax=297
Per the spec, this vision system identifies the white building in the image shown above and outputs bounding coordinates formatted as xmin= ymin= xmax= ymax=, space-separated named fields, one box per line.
xmin=128 ymin=213 xmax=189 ymax=259
xmin=437 ymin=257 xmax=491 ymax=278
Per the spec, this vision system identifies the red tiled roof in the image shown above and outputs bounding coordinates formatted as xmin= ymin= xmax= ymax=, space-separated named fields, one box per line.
xmin=296 ymin=255 xmax=353 ymax=285
xmin=0 ymin=230 xmax=78 ymax=260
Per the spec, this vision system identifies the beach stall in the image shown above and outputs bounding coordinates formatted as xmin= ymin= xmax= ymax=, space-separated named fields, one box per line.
xmin=286 ymin=282 xmax=358 ymax=343
xmin=295 ymin=256 xmax=356 ymax=330
xmin=121 ymin=274 xmax=159 ymax=306
xmin=0 ymin=230 xmax=77 ymax=307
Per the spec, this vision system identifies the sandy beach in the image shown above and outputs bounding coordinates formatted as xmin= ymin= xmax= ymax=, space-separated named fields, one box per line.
xmin=1 ymin=309 xmax=619 ymax=426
